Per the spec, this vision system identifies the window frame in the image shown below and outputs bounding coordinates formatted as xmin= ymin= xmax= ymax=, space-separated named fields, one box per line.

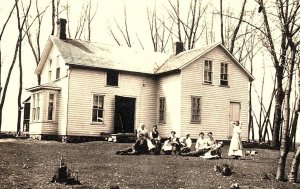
xmin=220 ymin=62 xmax=229 ymax=86
xmin=47 ymin=92 xmax=55 ymax=122
xmin=91 ymin=94 xmax=105 ymax=124
xmin=56 ymin=55 xmax=60 ymax=80
xmin=32 ymin=92 xmax=42 ymax=122
xmin=203 ymin=59 xmax=213 ymax=84
xmin=159 ymin=97 xmax=166 ymax=123
xmin=190 ymin=96 xmax=201 ymax=123
xmin=106 ymin=70 xmax=119 ymax=87
xmin=48 ymin=58 xmax=52 ymax=82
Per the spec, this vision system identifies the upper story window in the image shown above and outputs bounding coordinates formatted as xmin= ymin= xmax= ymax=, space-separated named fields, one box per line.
xmin=32 ymin=92 xmax=42 ymax=122
xmin=92 ymin=94 xmax=104 ymax=123
xmin=159 ymin=97 xmax=166 ymax=123
xmin=56 ymin=55 xmax=60 ymax=79
xmin=191 ymin=96 xmax=201 ymax=123
xmin=48 ymin=59 xmax=52 ymax=82
xmin=106 ymin=70 xmax=119 ymax=86
xmin=47 ymin=93 xmax=55 ymax=121
xmin=220 ymin=63 xmax=228 ymax=86
xmin=204 ymin=60 xmax=213 ymax=84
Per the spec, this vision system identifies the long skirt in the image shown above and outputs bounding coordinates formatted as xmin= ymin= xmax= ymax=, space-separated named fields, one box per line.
xmin=228 ymin=135 xmax=243 ymax=157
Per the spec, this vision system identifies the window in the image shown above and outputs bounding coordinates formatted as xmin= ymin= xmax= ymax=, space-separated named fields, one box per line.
xmin=191 ymin=96 xmax=201 ymax=123
xmin=106 ymin=70 xmax=119 ymax=86
xmin=32 ymin=94 xmax=36 ymax=121
xmin=56 ymin=55 xmax=60 ymax=79
xmin=48 ymin=93 xmax=55 ymax=121
xmin=204 ymin=60 xmax=213 ymax=84
xmin=220 ymin=63 xmax=228 ymax=86
xmin=92 ymin=95 xmax=104 ymax=123
xmin=48 ymin=59 xmax=52 ymax=82
xmin=159 ymin=97 xmax=166 ymax=123
xmin=36 ymin=93 xmax=41 ymax=120
xmin=32 ymin=92 xmax=41 ymax=121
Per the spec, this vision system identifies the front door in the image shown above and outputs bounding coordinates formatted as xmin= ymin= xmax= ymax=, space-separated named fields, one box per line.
xmin=114 ymin=96 xmax=136 ymax=133
xmin=228 ymin=102 xmax=241 ymax=138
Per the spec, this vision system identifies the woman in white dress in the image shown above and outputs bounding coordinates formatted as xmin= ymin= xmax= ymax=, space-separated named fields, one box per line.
xmin=228 ymin=121 xmax=243 ymax=159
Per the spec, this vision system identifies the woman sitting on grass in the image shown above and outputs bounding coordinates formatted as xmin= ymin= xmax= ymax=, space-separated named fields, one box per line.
xmin=180 ymin=132 xmax=222 ymax=157
xmin=179 ymin=133 xmax=192 ymax=153
xmin=149 ymin=125 xmax=162 ymax=155
xmin=162 ymin=131 xmax=180 ymax=155
xmin=195 ymin=132 xmax=206 ymax=151
xmin=116 ymin=133 xmax=148 ymax=155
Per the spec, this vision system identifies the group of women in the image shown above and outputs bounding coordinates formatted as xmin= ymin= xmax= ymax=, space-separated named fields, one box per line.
xmin=116 ymin=121 xmax=244 ymax=159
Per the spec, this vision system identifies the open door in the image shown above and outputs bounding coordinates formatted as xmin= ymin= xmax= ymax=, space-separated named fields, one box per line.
xmin=23 ymin=102 xmax=30 ymax=132
xmin=114 ymin=96 xmax=136 ymax=133
xmin=228 ymin=102 xmax=240 ymax=139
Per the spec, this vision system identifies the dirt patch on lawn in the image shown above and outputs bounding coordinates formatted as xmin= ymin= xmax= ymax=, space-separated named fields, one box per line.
xmin=0 ymin=138 xmax=18 ymax=142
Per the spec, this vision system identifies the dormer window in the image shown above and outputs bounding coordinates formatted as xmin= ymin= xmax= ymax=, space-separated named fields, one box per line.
xmin=106 ymin=70 xmax=119 ymax=86
xmin=204 ymin=60 xmax=213 ymax=84
xmin=220 ymin=63 xmax=228 ymax=86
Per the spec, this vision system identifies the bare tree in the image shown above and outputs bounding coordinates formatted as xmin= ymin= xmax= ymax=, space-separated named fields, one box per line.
xmin=0 ymin=3 xmax=17 ymax=131
xmin=51 ymin=0 xmax=55 ymax=35
xmin=147 ymin=4 xmax=173 ymax=52
xmin=166 ymin=0 xmax=207 ymax=50
xmin=24 ymin=0 xmax=49 ymax=85
xmin=288 ymin=58 xmax=300 ymax=182
xmin=219 ymin=0 xmax=224 ymax=45
xmin=108 ymin=4 xmax=132 ymax=47
xmin=16 ymin=0 xmax=32 ymax=134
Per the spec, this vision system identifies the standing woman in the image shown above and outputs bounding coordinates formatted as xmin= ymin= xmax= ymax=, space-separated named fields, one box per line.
xmin=228 ymin=121 xmax=243 ymax=159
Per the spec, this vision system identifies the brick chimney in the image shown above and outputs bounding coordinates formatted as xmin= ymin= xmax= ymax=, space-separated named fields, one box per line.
xmin=56 ymin=18 xmax=67 ymax=40
xmin=173 ymin=42 xmax=184 ymax=55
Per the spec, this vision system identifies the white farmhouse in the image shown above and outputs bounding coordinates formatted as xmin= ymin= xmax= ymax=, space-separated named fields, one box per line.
xmin=26 ymin=19 xmax=254 ymax=141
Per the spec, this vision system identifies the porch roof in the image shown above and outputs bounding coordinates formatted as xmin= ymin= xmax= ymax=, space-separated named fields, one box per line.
xmin=26 ymin=82 xmax=61 ymax=92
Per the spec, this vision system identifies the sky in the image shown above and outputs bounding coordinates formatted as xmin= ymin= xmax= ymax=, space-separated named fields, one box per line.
xmin=0 ymin=0 xmax=290 ymax=141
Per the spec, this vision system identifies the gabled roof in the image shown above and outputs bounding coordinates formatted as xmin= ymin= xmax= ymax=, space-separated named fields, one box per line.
xmin=36 ymin=36 xmax=169 ymax=75
xmin=155 ymin=42 xmax=254 ymax=81
xmin=36 ymin=36 xmax=254 ymax=81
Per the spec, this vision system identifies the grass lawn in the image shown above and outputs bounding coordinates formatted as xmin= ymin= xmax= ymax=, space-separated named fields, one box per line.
xmin=0 ymin=139 xmax=299 ymax=189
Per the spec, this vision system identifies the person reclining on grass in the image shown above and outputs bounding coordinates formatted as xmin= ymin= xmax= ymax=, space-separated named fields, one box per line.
xmin=116 ymin=133 xmax=149 ymax=155
xmin=179 ymin=133 xmax=192 ymax=153
xmin=162 ymin=131 xmax=181 ymax=155
xmin=180 ymin=132 xmax=222 ymax=157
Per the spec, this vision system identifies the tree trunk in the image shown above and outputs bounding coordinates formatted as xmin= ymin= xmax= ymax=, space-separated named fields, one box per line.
xmin=220 ymin=0 xmax=224 ymax=46
xmin=51 ymin=0 xmax=55 ymax=35
xmin=288 ymin=146 xmax=300 ymax=183
xmin=272 ymin=67 xmax=285 ymax=148
xmin=276 ymin=48 xmax=296 ymax=181
xmin=0 ymin=3 xmax=17 ymax=131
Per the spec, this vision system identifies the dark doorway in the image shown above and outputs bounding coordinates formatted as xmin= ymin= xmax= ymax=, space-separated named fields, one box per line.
xmin=23 ymin=102 xmax=30 ymax=132
xmin=114 ymin=96 xmax=136 ymax=133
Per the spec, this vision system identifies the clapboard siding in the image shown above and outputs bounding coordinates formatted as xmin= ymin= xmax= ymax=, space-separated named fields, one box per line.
xmin=29 ymin=44 xmax=69 ymax=136
xmin=29 ymin=89 xmax=63 ymax=135
xmin=157 ymin=73 xmax=181 ymax=137
xmin=67 ymin=67 xmax=157 ymax=136
xmin=54 ymin=78 xmax=69 ymax=135
xmin=181 ymin=46 xmax=249 ymax=140
xmin=40 ymin=47 xmax=69 ymax=84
